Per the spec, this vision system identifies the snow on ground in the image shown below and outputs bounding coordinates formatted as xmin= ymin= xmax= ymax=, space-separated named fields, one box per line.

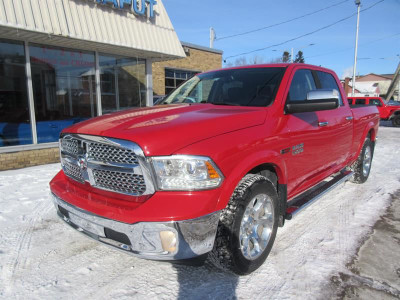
xmin=0 ymin=126 xmax=399 ymax=299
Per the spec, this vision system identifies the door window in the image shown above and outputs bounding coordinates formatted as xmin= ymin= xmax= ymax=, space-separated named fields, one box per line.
xmin=369 ymin=99 xmax=382 ymax=106
xmin=316 ymin=71 xmax=343 ymax=105
xmin=288 ymin=69 xmax=317 ymax=101
xmin=355 ymin=99 xmax=366 ymax=105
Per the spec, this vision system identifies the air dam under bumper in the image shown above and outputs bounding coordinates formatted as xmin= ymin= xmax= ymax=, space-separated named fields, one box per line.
xmin=52 ymin=194 xmax=220 ymax=260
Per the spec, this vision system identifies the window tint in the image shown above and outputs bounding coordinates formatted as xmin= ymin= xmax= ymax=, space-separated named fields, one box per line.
xmin=355 ymin=99 xmax=366 ymax=105
xmin=161 ymin=67 xmax=285 ymax=107
xmin=288 ymin=69 xmax=317 ymax=101
xmin=369 ymin=99 xmax=382 ymax=106
xmin=316 ymin=71 xmax=343 ymax=105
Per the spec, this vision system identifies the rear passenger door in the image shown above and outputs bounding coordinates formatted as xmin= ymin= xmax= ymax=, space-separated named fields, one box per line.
xmin=315 ymin=70 xmax=353 ymax=168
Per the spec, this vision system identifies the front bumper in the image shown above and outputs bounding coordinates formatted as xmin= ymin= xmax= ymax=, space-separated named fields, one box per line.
xmin=52 ymin=194 xmax=220 ymax=260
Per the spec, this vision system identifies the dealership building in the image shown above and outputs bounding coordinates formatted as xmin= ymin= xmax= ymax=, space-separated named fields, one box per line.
xmin=0 ymin=0 xmax=222 ymax=170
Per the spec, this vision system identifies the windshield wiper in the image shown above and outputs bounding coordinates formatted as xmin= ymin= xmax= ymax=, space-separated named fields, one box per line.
xmin=211 ymin=102 xmax=241 ymax=106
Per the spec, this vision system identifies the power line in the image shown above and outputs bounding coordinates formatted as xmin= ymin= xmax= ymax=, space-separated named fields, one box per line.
xmin=216 ymin=0 xmax=349 ymax=41
xmin=305 ymin=32 xmax=400 ymax=59
xmin=224 ymin=0 xmax=384 ymax=61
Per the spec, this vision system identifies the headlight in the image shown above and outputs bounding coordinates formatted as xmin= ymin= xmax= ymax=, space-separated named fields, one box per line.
xmin=150 ymin=156 xmax=224 ymax=191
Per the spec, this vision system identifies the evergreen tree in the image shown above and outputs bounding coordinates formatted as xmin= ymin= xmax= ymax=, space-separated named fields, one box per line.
xmin=282 ymin=51 xmax=291 ymax=63
xmin=294 ymin=51 xmax=305 ymax=63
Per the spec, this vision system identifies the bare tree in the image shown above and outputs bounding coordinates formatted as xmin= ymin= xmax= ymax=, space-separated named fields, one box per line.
xmin=268 ymin=57 xmax=283 ymax=63
xmin=249 ymin=55 xmax=264 ymax=65
xmin=234 ymin=57 xmax=247 ymax=66
xmin=225 ymin=61 xmax=234 ymax=68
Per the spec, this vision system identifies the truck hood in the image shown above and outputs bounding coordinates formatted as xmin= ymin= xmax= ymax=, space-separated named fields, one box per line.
xmin=64 ymin=104 xmax=267 ymax=155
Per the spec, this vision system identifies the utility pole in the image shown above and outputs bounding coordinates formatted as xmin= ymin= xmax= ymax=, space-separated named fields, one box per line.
xmin=352 ymin=0 xmax=361 ymax=96
xmin=210 ymin=27 xmax=216 ymax=48
xmin=291 ymin=48 xmax=294 ymax=63
xmin=385 ymin=61 xmax=400 ymax=101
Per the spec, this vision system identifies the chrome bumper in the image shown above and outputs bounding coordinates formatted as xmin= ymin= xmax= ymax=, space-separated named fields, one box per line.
xmin=52 ymin=194 xmax=220 ymax=260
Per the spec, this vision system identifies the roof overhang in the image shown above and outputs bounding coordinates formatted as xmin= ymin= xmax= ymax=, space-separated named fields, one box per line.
xmin=0 ymin=0 xmax=185 ymax=61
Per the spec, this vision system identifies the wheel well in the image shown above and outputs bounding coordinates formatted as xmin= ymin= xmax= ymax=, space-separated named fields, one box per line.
xmin=249 ymin=164 xmax=277 ymax=179
xmin=368 ymin=128 xmax=376 ymax=141
xmin=248 ymin=163 xmax=287 ymax=227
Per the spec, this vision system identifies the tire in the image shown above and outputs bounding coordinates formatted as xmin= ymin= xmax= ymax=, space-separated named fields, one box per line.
xmin=209 ymin=174 xmax=279 ymax=275
xmin=392 ymin=115 xmax=400 ymax=127
xmin=350 ymin=137 xmax=374 ymax=184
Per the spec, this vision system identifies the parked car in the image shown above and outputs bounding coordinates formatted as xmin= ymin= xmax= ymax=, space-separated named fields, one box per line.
xmin=50 ymin=64 xmax=379 ymax=275
xmin=348 ymin=96 xmax=400 ymax=127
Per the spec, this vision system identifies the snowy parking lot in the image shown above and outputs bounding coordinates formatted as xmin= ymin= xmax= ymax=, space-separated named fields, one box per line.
xmin=0 ymin=125 xmax=399 ymax=299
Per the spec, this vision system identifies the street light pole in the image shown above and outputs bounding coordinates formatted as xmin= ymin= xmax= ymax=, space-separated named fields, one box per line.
xmin=352 ymin=0 xmax=361 ymax=96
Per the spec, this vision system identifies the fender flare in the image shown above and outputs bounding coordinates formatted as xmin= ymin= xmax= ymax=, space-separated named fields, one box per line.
xmin=354 ymin=121 xmax=377 ymax=159
xmin=215 ymin=150 xmax=287 ymax=211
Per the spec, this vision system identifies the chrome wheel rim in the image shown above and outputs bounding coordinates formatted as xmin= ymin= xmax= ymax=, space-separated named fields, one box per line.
xmin=362 ymin=145 xmax=372 ymax=177
xmin=239 ymin=193 xmax=274 ymax=260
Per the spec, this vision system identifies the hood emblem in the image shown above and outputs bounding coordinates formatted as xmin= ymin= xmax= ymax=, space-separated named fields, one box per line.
xmin=78 ymin=156 xmax=87 ymax=171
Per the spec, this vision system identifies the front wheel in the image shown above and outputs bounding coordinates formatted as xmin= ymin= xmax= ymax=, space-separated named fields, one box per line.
xmin=392 ymin=115 xmax=400 ymax=127
xmin=209 ymin=174 xmax=279 ymax=275
xmin=350 ymin=137 xmax=374 ymax=184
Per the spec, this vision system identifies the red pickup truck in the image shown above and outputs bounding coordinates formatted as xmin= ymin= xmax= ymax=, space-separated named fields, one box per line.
xmin=50 ymin=64 xmax=379 ymax=275
xmin=348 ymin=96 xmax=400 ymax=127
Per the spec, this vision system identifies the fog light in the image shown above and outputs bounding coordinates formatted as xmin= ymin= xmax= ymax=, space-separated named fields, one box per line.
xmin=159 ymin=231 xmax=177 ymax=253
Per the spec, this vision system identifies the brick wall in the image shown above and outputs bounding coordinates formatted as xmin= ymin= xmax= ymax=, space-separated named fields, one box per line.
xmin=152 ymin=47 xmax=222 ymax=96
xmin=0 ymin=147 xmax=59 ymax=171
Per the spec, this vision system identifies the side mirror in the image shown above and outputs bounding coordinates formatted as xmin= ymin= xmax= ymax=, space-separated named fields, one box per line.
xmin=285 ymin=89 xmax=340 ymax=114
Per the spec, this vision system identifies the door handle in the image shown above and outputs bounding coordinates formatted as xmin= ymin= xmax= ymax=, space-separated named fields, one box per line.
xmin=318 ymin=121 xmax=329 ymax=127
xmin=345 ymin=116 xmax=353 ymax=121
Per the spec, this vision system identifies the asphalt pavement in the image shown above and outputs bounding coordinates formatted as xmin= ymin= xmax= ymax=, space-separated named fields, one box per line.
xmin=329 ymin=189 xmax=400 ymax=299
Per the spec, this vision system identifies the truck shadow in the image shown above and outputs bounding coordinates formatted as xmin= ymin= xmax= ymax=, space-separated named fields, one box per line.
xmin=173 ymin=262 xmax=239 ymax=300
xmin=171 ymin=222 xmax=240 ymax=299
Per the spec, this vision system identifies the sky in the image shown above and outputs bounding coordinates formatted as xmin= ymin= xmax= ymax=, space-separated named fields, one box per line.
xmin=163 ymin=0 xmax=400 ymax=79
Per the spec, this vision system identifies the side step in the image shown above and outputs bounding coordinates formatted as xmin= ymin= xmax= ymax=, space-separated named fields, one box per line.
xmin=285 ymin=170 xmax=353 ymax=220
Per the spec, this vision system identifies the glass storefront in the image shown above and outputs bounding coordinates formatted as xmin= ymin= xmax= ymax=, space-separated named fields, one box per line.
xmin=30 ymin=45 xmax=97 ymax=143
xmin=0 ymin=40 xmax=31 ymax=147
xmin=99 ymin=55 xmax=146 ymax=114
xmin=0 ymin=39 xmax=147 ymax=147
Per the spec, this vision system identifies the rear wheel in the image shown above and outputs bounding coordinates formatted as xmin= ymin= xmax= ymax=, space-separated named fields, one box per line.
xmin=392 ymin=115 xmax=400 ymax=127
xmin=209 ymin=174 xmax=279 ymax=275
xmin=350 ymin=137 xmax=374 ymax=184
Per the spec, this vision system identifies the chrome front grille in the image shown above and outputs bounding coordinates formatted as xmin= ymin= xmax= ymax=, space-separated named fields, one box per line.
xmin=63 ymin=160 xmax=84 ymax=182
xmin=61 ymin=138 xmax=80 ymax=155
xmin=88 ymin=142 xmax=139 ymax=165
xmin=59 ymin=134 xmax=154 ymax=196
xmin=92 ymin=169 xmax=146 ymax=195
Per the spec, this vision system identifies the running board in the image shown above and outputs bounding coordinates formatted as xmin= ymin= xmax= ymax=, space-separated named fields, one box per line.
xmin=285 ymin=170 xmax=353 ymax=220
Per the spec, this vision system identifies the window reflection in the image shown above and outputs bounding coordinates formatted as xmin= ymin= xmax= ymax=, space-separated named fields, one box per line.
xmin=0 ymin=40 xmax=31 ymax=147
xmin=30 ymin=45 xmax=96 ymax=143
xmin=99 ymin=55 xmax=146 ymax=114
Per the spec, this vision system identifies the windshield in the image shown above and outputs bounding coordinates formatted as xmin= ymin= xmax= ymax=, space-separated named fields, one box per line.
xmin=160 ymin=67 xmax=285 ymax=107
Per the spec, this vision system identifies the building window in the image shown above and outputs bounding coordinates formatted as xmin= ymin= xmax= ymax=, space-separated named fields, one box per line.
xmin=0 ymin=40 xmax=31 ymax=147
xmin=99 ymin=55 xmax=146 ymax=114
xmin=29 ymin=45 xmax=97 ymax=144
xmin=165 ymin=68 xmax=198 ymax=95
